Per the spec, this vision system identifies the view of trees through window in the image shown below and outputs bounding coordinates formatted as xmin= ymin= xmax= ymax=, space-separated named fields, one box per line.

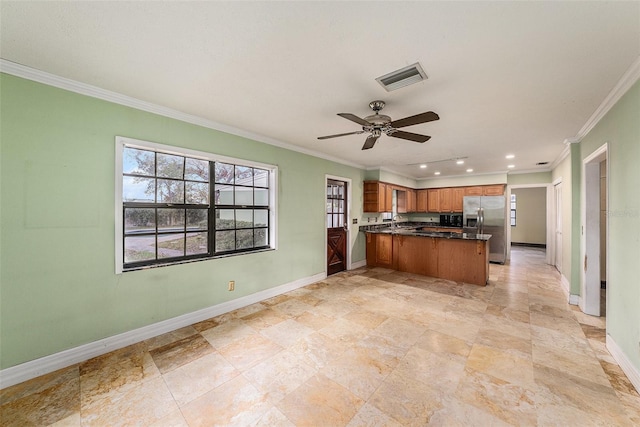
xmin=122 ymin=146 xmax=271 ymax=269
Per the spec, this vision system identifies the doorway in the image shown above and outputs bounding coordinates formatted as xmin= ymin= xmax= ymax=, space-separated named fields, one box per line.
xmin=581 ymin=143 xmax=608 ymax=317
xmin=326 ymin=178 xmax=348 ymax=275
xmin=554 ymin=180 xmax=563 ymax=273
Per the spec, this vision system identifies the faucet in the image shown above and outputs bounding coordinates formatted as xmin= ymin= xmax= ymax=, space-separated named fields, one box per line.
xmin=392 ymin=215 xmax=403 ymax=228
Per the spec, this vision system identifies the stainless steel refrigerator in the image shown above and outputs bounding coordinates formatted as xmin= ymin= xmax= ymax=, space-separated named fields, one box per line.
xmin=463 ymin=195 xmax=507 ymax=263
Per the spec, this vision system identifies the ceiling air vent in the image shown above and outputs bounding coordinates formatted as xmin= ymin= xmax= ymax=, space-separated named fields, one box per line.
xmin=376 ymin=62 xmax=427 ymax=92
xmin=536 ymin=162 xmax=549 ymax=166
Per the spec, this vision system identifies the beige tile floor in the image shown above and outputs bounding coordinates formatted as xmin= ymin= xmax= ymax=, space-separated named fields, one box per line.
xmin=1 ymin=247 xmax=639 ymax=426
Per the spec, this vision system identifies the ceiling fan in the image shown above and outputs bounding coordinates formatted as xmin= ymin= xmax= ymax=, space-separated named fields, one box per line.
xmin=318 ymin=100 xmax=439 ymax=150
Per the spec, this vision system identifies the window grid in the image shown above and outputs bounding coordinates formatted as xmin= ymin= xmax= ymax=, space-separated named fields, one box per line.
xmin=121 ymin=146 xmax=272 ymax=270
xmin=510 ymin=194 xmax=517 ymax=226
xmin=213 ymin=163 xmax=270 ymax=255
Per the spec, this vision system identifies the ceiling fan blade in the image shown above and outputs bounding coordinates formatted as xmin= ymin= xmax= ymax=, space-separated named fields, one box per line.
xmin=362 ymin=135 xmax=379 ymax=150
xmin=338 ymin=113 xmax=370 ymax=127
xmin=317 ymin=130 xmax=365 ymax=140
xmin=389 ymin=111 xmax=439 ymax=128
xmin=389 ymin=130 xmax=431 ymax=143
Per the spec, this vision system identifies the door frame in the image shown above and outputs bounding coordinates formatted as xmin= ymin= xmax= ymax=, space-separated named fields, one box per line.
xmin=325 ymin=175 xmax=352 ymax=276
xmin=580 ymin=142 xmax=608 ymax=316
xmin=505 ymin=183 xmax=553 ymax=264
xmin=552 ymin=178 xmax=563 ymax=274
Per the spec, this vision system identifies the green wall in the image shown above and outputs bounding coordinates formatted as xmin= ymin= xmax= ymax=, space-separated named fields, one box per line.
xmin=507 ymin=172 xmax=552 ymax=185
xmin=576 ymin=80 xmax=640 ymax=373
xmin=0 ymin=74 xmax=365 ymax=369
xmin=551 ymin=152 xmax=573 ymax=287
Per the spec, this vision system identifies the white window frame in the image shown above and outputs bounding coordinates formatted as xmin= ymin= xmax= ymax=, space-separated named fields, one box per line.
xmin=115 ymin=136 xmax=278 ymax=274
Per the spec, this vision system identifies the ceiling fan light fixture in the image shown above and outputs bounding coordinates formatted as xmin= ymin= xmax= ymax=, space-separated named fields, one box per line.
xmin=376 ymin=62 xmax=427 ymax=92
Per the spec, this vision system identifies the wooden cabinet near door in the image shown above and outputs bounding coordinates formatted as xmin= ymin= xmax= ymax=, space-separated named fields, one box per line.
xmin=363 ymin=181 xmax=393 ymax=213
xmin=375 ymin=233 xmax=393 ymax=268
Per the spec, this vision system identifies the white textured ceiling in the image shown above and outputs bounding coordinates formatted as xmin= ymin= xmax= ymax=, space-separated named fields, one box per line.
xmin=1 ymin=1 xmax=639 ymax=179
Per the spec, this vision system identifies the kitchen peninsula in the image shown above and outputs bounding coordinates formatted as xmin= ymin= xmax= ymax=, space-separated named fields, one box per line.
xmin=363 ymin=225 xmax=491 ymax=286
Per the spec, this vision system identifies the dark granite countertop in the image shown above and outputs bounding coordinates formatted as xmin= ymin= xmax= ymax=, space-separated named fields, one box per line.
xmin=363 ymin=226 xmax=491 ymax=241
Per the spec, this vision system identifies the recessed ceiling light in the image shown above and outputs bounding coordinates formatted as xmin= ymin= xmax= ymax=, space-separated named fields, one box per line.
xmin=456 ymin=160 xmax=465 ymax=165
xmin=434 ymin=171 xmax=441 ymax=175
xmin=508 ymin=164 xmax=515 ymax=169
xmin=466 ymin=168 xmax=473 ymax=173
xmin=419 ymin=164 xmax=427 ymax=169
xmin=506 ymin=154 xmax=515 ymax=159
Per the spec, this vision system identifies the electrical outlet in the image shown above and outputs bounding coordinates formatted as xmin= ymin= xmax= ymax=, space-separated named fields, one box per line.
xmin=228 ymin=280 xmax=235 ymax=291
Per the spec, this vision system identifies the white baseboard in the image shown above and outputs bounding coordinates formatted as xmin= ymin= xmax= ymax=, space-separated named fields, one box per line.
xmin=558 ymin=274 xmax=579 ymax=305
xmin=350 ymin=260 xmax=367 ymax=269
xmin=0 ymin=272 xmax=326 ymax=389
xmin=606 ymin=335 xmax=640 ymax=395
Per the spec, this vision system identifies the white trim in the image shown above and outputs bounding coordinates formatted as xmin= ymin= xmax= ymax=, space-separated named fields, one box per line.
xmin=575 ymin=56 xmax=640 ymax=142
xmin=508 ymin=184 xmax=552 ymax=264
xmin=0 ymin=59 xmax=364 ymax=170
xmin=350 ymin=260 xmax=367 ymax=269
xmin=115 ymin=136 xmax=279 ymax=274
xmin=0 ymin=272 xmax=325 ymax=389
xmin=506 ymin=168 xmax=552 ymax=176
xmin=325 ymin=175 xmax=353 ymax=273
xmin=568 ymin=294 xmax=579 ymax=306
xmin=580 ymin=143 xmax=608 ymax=315
xmin=550 ymin=145 xmax=571 ymax=171
xmin=607 ymin=335 xmax=640 ymax=395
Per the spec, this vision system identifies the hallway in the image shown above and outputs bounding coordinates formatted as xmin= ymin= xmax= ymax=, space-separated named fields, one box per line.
xmin=1 ymin=247 xmax=638 ymax=425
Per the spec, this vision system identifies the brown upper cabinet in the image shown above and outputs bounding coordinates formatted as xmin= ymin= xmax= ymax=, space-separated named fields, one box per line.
xmin=416 ymin=190 xmax=428 ymax=212
xmin=364 ymin=181 xmax=392 ymax=212
xmin=396 ymin=189 xmax=407 ymax=214
xmin=465 ymin=186 xmax=483 ymax=196
xmin=482 ymin=184 xmax=505 ymax=196
xmin=438 ymin=188 xmax=452 ymax=212
xmin=406 ymin=189 xmax=417 ymax=213
xmin=452 ymin=187 xmax=465 ymax=212
xmin=427 ymin=189 xmax=439 ymax=212
xmin=364 ymin=181 xmax=504 ymax=213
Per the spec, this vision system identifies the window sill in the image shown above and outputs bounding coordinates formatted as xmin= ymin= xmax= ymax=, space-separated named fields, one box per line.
xmin=121 ymin=247 xmax=275 ymax=273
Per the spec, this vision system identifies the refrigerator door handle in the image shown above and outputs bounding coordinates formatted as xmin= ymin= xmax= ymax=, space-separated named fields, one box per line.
xmin=479 ymin=208 xmax=484 ymax=234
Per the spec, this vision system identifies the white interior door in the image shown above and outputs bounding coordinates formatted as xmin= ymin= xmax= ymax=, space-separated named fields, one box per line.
xmin=554 ymin=182 xmax=563 ymax=272
xmin=581 ymin=144 xmax=607 ymax=316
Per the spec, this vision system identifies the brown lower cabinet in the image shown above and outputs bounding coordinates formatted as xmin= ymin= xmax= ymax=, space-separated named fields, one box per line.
xmin=366 ymin=232 xmax=489 ymax=286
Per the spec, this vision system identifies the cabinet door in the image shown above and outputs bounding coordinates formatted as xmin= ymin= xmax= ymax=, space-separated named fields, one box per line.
xmin=439 ymin=188 xmax=452 ymax=212
xmin=396 ymin=190 xmax=407 ymax=214
xmin=416 ymin=190 xmax=429 ymax=212
xmin=377 ymin=183 xmax=387 ymax=212
xmin=452 ymin=187 xmax=465 ymax=212
xmin=483 ymin=184 xmax=505 ymax=196
xmin=363 ymin=181 xmax=380 ymax=213
xmin=427 ymin=189 xmax=439 ymax=212
xmin=465 ymin=186 xmax=483 ymax=196
xmin=375 ymin=234 xmax=393 ymax=267
xmin=407 ymin=189 xmax=417 ymax=213
xmin=366 ymin=233 xmax=376 ymax=266
xmin=384 ymin=184 xmax=393 ymax=212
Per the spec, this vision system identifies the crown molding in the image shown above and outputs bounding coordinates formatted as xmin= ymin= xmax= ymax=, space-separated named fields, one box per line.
xmin=573 ymin=55 xmax=640 ymax=142
xmin=550 ymin=144 xmax=571 ymax=171
xmin=0 ymin=59 xmax=365 ymax=170
xmin=507 ymin=168 xmax=552 ymax=176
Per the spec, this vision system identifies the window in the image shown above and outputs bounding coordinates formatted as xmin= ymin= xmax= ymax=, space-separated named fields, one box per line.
xmin=116 ymin=137 xmax=277 ymax=272
xmin=510 ymin=194 xmax=517 ymax=226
